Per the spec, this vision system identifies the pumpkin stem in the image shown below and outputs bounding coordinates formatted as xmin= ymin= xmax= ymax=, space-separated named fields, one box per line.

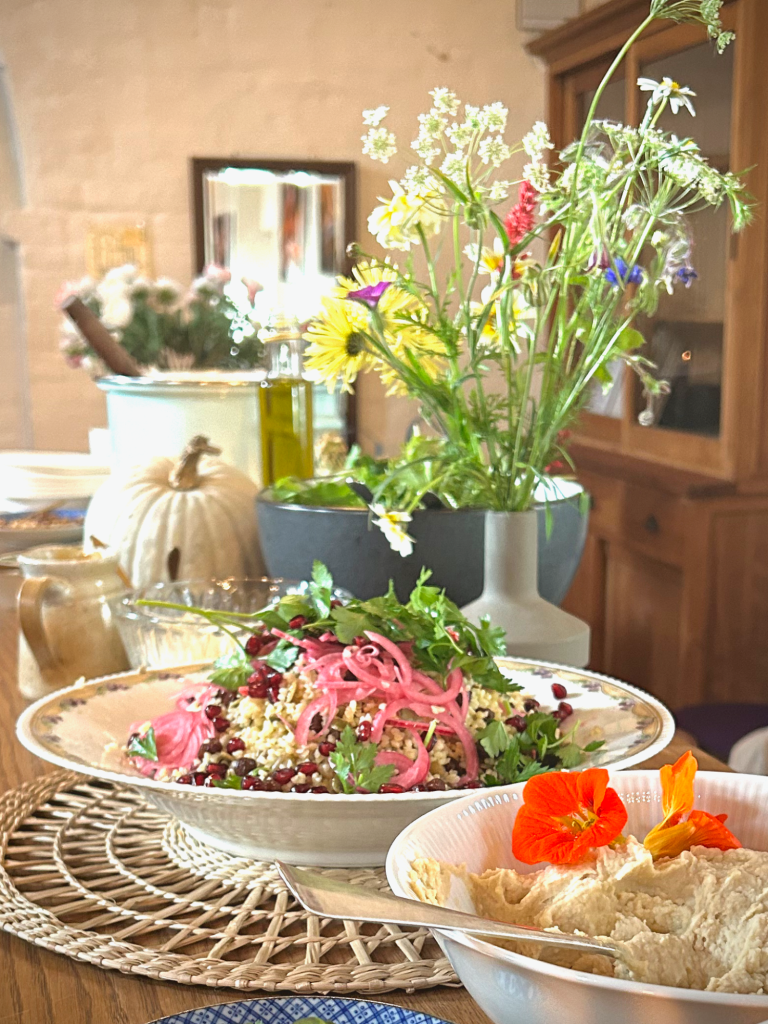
xmin=169 ymin=436 xmax=222 ymax=491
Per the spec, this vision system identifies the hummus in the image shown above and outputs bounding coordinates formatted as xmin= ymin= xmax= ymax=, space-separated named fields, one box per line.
xmin=410 ymin=840 xmax=768 ymax=992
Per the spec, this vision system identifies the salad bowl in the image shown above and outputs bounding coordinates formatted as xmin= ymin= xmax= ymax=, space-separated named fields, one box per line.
xmin=386 ymin=770 xmax=768 ymax=1024
xmin=16 ymin=658 xmax=673 ymax=866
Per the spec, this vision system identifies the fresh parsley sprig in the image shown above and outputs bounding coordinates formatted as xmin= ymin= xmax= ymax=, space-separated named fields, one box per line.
xmin=329 ymin=725 xmax=396 ymax=793
xmin=478 ymin=713 xmax=605 ymax=786
xmin=127 ymin=725 xmax=158 ymax=761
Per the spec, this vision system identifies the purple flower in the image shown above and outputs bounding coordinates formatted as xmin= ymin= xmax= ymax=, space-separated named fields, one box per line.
xmin=605 ymin=258 xmax=643 ymax=286
xmin=677 ymin=265 xmax=698 ymax=288
xmin=346 ymin=281 xmax=391 ymax=309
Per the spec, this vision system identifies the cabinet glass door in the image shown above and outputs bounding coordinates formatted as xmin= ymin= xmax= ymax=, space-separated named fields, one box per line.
xmin=574 ymin=74 xmax=628 ymax=420
xmin=633 ymin=41 xmax=735 ymax=438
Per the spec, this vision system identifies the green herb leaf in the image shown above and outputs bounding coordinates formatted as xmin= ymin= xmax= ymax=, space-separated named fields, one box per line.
xmin=265 ymin=639 xmax=300 ymax=672
xmin=331 ymin=606 xmax=373 ymax=645
xmin=210 ymin=649 xmax=252 ymax=691
xmin=584 ymin=739 xmax=606 ymax=753
xmin=556 ymin=743 xmax=585 ymax=769
xmin=214 ymin=774 xmax=244 ymax=789
xmin=127 ymin=725 xmax=158 ymax=761
xmin=309 ymin=559 xmax=333 ymax=618
xmin=329 ymin=724 xmax=396 ymax=793
xmin=478 ymin=719 xmax=509 ymax=758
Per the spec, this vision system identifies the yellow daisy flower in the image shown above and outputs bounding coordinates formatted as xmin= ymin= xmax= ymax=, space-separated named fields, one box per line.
xmin=304 ymin=297 xmax=373 ymax=393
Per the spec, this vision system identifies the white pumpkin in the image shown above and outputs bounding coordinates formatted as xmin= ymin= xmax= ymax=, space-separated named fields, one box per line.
xmin=84 ymin=436 xmax=266 ymax=586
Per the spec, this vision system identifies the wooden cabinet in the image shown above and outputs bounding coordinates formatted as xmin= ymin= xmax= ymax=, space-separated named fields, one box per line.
xmin=531 ymin=0 xmax=768 ymax=709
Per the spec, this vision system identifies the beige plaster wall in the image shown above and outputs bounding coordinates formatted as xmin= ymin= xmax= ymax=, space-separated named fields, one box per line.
xmin=0 ymin=0 xmax=544 ymax=455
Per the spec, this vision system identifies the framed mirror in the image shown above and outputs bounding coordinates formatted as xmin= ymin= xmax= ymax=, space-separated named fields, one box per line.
xmin=191 ymin=157 xmax=357 ymax=449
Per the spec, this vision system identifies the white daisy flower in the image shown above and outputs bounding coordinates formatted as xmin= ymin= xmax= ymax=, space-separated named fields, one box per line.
xmin=638 ymin=76 xmax=696 ymax=116
xmin=370 ymin=504 xmax=415 ymax=558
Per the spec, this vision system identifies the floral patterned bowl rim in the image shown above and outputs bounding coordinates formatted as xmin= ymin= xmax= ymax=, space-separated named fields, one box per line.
xmin=16 ymin=656 xmax=675 ymax=803
xmin=148 ymin=994 xmax=453 ymax=1024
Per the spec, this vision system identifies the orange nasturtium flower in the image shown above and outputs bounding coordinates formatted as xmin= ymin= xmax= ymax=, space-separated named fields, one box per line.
xmin=512 ymin=768 xmax=628 ymax=866
xmin=642 ymin=751 xmax=741 ymax=859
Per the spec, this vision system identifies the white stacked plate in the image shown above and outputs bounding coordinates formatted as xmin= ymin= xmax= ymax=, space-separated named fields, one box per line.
xmin=0 ymin=450 xmax=111 ymax=509
xmin=0 ymin=451 xmax=111 ymax=557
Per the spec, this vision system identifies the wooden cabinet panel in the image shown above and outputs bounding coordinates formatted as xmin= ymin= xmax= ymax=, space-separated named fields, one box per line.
xmin=579 ymin=470 xmax=623 ymax=536
xmin=621 ymin=485 xmax=684 ymax=567
xmin=708 ymin=511 xmax=768 ymax=702
xmin=603 ymin=545 xmax=684 ymax=707
xmin=562 ymin=532 xmax=607 ymax=673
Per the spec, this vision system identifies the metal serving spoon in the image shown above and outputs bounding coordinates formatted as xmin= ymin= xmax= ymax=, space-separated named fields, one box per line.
xmin=276 ymin=861 xmax=620 ymax=960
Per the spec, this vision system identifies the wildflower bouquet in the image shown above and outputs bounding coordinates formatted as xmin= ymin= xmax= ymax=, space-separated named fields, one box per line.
xmin=58 ymin=263 xmax=264 ymax=375
xmin=304 ymin=0 xmax=751 ymax=551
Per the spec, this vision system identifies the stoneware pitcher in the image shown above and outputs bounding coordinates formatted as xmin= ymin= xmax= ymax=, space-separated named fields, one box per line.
xmin=17 ymin=545 xmax=130 ymax=699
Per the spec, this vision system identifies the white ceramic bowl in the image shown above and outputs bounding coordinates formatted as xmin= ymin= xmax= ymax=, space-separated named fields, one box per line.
xmin=386 ymin=770 xmax=768 ymax=1024
xmin=16 ymin=661 xmax=674 ymax=867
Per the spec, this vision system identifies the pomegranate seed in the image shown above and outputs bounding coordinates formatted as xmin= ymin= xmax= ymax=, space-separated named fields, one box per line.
xmin=353 ymin=636 xmax=367 ymax=646
xmin=272 ymin=767 xmax=297 ymax=785
xmin=203 ymin=775 xmax=221 ymax=786
xmin=206 ymin=762 xmax=227 ymax=775
xmin=288 ymin=615 xmax=307 ymax=629
xmin=558 ymin=701 xmax=574 ymax=719
xmin=204 ymin=704 xmax=222 ymax=720
xmin=216 ymin=689 xmax=234 ymax=705
xmin=551 ymin=682 xmax=568 ymax=700
xmin=330 ymin=599 xmax=342 ymax=608
xmin=265 ymin=667 xmax=283 ymax=684
xmin=248 ymin=664 xmax=268 ymax=683
xmin=356 ymin=721 xmax=372 ymax=742
xmin=425 ymin=778 xmax=447 ymax=791
xmin=410 ymin=784 xmax=428 ymax=792
xmin=524 ymin=699 xmax=540 ymax=712
xmin=309 ymin=712 xmax=323 ymax=733
xmin=292 ymin=783 xmax=311 ymax=793
xmin=193 ymin=772 xmax=207 ymax=786
xmin=176 ymin=774 xmax=193 ymax=785
xmin=232 ymin=757 xmax=257 ymax=776
xmin=243 ymin=776 xmax=266 ymax=791
xmin=311 ymin=785 xmax=328 ymax=794
xmin=318 ymin=741 xmax=336 ymax=757
xmin=198 ymin=739 xmax=222 ymax=756
xmin=267 ymin=683 xmax=281 ymax=703
xmin=380 ymin=783 xmax=405 ymax=793
xmin=245 ymin=635 xmax=264 ymax=657
xmin=226 ymin=737 xmax=246 ymax=755
xmin=297 ymin=761 xmax=317 ymax=776
xmin=506 ymin=715 xmax=527 ymax=732
xmin=262 ymin=779 xmax=281 ymax=791
xmin=213 ymin=717 xmax=230 ymax=733
xmin=426 ymin=733 xmax=437 ymax=752
xmin=248 ymin=680 xmax=268 ymax=699
xmin=459 ymin=779 xmax=483 ymax=789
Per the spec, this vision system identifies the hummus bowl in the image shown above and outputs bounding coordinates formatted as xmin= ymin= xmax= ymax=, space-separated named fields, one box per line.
xmin=386 ymin=770 xmax=768 ymax=1024
xmin=16 ymin=660 xmax=673 ymax=867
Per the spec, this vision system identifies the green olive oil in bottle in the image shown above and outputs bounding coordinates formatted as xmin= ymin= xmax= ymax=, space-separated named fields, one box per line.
xmin=258 ymin=314 xmax=314 ymax=485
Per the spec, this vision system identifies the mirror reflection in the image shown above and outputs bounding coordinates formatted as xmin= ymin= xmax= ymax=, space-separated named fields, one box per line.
xmin=196 ymin=161 xmax=354 ymax=324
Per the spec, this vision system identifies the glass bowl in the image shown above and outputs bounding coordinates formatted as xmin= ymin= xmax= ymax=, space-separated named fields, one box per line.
xmin=115 ymin=577 xmax=300 ymax=669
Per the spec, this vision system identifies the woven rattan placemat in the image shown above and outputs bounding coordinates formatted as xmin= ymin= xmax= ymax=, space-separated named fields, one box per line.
xmin=0 ymin=770 xmax=458 ymax=991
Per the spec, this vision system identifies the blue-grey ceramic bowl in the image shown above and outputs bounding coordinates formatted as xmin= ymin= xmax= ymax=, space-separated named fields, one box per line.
xmin=150 ymin=996 xmax=453 ymax=1024
xmin=256 ymin=480 xmax=588 ymax=607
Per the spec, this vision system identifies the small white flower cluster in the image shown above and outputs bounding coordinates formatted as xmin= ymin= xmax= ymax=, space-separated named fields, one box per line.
xmin=362 ymin=125 xmax=398 ymax=164
xmin=362 ymin=88 xmax=513 ymax=206
xmin=522 ymin=120 xmax=554 ymax=191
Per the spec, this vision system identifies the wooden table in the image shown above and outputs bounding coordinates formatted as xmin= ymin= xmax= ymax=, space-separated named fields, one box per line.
xmin=0 ymin=572 xmax=728 ymax=1024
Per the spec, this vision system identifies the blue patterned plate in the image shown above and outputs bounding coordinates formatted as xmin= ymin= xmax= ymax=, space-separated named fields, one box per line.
xmin=150 ymin=996 xmax=453 ymax=1024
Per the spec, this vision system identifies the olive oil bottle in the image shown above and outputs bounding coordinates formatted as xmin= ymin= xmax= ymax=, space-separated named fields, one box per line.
xmin=258 ymin=315 xmax=314 ymax=484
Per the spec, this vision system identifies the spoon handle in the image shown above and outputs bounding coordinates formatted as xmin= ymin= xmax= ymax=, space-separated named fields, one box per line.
xmin=276 ymin=861 xmax=619 ymax=960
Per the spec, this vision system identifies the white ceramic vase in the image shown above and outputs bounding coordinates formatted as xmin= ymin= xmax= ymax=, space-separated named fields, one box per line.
xmin=97 ymin=371 xmax=265 ymax=483
xmin=461 ymin=509 xmax=590 ymax=667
